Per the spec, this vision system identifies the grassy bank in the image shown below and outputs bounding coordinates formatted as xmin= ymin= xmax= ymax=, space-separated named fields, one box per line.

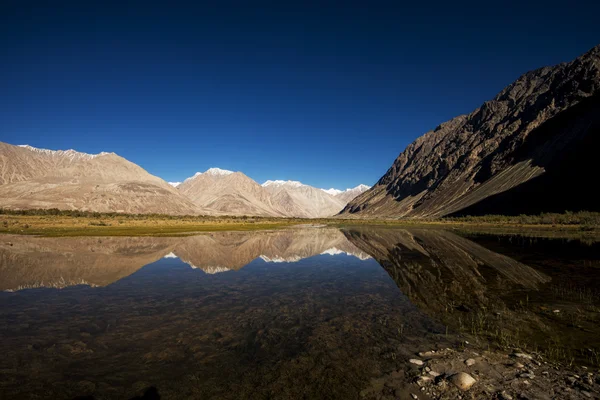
xmin=443 ymin=211 xmax=600 ymax=227
xmin=0 ymin=209 xmax=598 ymax=237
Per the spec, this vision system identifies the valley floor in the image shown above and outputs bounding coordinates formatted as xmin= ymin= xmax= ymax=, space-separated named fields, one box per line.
xmin=0 ymin=211 xmax=599 ymax=238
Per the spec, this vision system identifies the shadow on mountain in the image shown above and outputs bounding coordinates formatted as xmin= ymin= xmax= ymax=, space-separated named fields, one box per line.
xmin=451 ymin=93 xmax=600 ymax=216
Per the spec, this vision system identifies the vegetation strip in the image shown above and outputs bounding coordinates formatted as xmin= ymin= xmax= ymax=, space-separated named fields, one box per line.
xmin=0 ymin=209 xmax=598 ymax=237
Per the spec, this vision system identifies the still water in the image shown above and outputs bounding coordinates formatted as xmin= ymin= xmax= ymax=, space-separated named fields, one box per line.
xmin=0 ymin=227 xmax=599 ymax=399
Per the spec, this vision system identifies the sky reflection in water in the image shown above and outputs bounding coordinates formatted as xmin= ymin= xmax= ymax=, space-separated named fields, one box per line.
xmin=0 ymin=227 xmax=598 ymax=399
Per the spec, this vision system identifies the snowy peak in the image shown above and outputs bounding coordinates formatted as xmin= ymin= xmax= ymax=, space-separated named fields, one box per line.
xmin=204 ymin=167 xmax=234 ymax=176
xmin=320 ymin=184 xmax=371 ymax=203
xmin=18 ymin=144 xmax=113 ymax=160
xmin=322 ymin=188 xmax=343 ymax=196
xmin=320 ymin=184 xmax=371 ymax=195
xmin=183 ymin=172 xmax=203 ymax=182
xmin=262 ymin=180 xmax=306 ymax=188
xmin=182 ymin=167 xmax=235 ymax=183
xmin=354 ymin=184 xmax=371 ymax=191
xmin=168 ymin=182 xmax=181 ymax=187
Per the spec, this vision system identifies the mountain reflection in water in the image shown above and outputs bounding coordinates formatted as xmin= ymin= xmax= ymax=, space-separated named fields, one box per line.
xmin=0 ymin=227 xmax=599 ymax=399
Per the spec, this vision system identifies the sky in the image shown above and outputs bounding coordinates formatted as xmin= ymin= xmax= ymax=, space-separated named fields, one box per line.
xmin=1 ymin=1 xmax=599 ymax=190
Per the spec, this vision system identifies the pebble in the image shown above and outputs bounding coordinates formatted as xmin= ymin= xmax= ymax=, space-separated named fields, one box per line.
xmin=498 ymin=391 xmax=513 ymax=400
xmin=581 ymin=391 xmax=592 ymax=398
xmin=450 ymin=372 xmax=476 ymax=391
xmin=514 ymin=362 xmax=525 ymax=369
xmin=520 ymin=373 xmax=535 ymax=379
xmin=409 ymin=358 xmax=424 ymax=366
xmin=416 ymin=376 xmax=432 ymax=386
xmin=428 ymin=371 xmax=441 ymax=377
xmin=553 ymin=309 xmax=560 ymax=313
xmin=418 ymin=351 xmax=435 ymax=357
xmin=512 ymin=352 xmax=533 ymax=360
xmin=411 ymin=394 xmax=418 ymax=399
xmin=465 ymin=358 xmax=476 ymax=366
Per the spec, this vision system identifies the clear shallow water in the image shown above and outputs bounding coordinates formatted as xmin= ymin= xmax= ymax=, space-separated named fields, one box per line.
xmin=0 ymin=227 xmax=599 ymax=399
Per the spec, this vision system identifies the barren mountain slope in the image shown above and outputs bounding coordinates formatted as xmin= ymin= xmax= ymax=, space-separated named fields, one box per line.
xmin=341 ymin=45 xmax=600 ymax=218
xmin=334 ymin=184 xmax=371 ymax=204
xmin=177 ymin=169 xmax=284 ymax=216
xmin=263 ymin=181 xmax=346 ymax=218
xmin=0 ymin=143 xmax=111 ymax=185
xmin=0 ymin=142 xmax=200 ymax=215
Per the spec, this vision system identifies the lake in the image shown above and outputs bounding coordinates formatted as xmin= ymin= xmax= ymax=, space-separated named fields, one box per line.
xmin=0 ymin=227 xmax=599 ymax=399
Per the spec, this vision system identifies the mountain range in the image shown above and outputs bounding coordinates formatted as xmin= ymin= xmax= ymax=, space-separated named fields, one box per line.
xmin=2 ymin=45 xmax=599 ymax=219
xmin=341 ymin=44 xmax=600 ymax=218
xmin=0 ymin=142 xmax=369 ymax=217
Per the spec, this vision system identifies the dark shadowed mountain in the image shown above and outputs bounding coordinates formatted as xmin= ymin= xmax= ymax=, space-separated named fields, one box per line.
xmin=341 ymin=45 xmax=600 ymax=218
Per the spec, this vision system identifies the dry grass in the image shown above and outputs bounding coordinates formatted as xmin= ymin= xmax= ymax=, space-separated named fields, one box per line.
xmin=0 ymin=209 xmax=598 ymax=237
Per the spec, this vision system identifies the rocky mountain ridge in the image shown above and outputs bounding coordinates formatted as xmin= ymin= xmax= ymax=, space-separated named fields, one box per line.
xmin=0 ymin=142 xmax=200 ymax=215
xmin=177 ymin=169 xmax=366 ymax=218
xmin=341 ymin=44 xmax=600 ymax=218
xmin=0 ymin=142 xmax=368 ymax=217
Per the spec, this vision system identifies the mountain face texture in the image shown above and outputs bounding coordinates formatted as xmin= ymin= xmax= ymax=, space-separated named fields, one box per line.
xmin=0 ymin=143 xmax=199 ymax=215
xmin=177 ymin=169 xmax=285 ymax=217
xmin=177 ymin=174 xmax=348 ymax=218
xmin=262 ymin=180 xmax=347 ymax=218
xmin=333 ymin=184 xmax=371 ymax=204
xmin=341 ymin=45 xmax=600 ymax=218
xmin=0 ymin=143 xmax=364 ymax=217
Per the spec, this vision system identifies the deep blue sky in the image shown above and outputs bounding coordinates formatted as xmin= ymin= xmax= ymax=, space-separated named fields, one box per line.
xmin=1 ymin=1 xmax=599 ymax=189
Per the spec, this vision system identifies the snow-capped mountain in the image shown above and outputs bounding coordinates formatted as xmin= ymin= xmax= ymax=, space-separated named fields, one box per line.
xmin=17 ymin=144 xmax=113 ymax=160
xmin=177 ymin=168 xmax=283 ymax=217
xmin=322 ymin=188 xmax=343 ymax=196
xmin=261 ymin=179 xmax=346 ymax=218
xmin=0 ymin=142 xmax=199 ymax=215
xmin=180 ymin=168 xmax=235 ymax=184
xmin=262 ymin=180 xmax=306 ymax=188
xmin=320 ymin=184 xmax=371 ymax=203
xmin=204 ymin=167 xmax=234 ymax=176
xmin=1 ymin=143 xmax=370 ymax=218
xmin=173 ymin=172 xmax=351 ymax=218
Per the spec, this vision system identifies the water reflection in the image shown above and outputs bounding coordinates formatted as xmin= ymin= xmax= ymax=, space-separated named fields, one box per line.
xmin=344 ymin=227 xmax=600 ymax=367
xmin=0 ymin=229 xmax=371 ymax=291
xmin=0 ymin=228 xmax=444 ymax=400
xmin=0 ymin=227 xmax=599 ymax=399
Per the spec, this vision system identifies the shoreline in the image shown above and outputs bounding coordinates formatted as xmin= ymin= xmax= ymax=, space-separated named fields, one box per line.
xmin=0 ymin=213 xmax=598 ymax=238
xmin=363 ymin=337 xmax=600 ymax=399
